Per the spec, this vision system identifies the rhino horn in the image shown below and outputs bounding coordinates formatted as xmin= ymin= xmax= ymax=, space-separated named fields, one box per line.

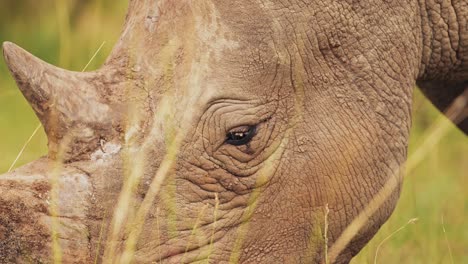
xmin=2 ymin=42 xmax=123 ymax=161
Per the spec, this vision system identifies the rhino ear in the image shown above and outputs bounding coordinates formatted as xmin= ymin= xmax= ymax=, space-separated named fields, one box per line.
xmin=2 ymin=42 xmax=121 ymax=160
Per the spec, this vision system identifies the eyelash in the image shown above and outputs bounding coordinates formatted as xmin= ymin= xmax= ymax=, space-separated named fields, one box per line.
xmin=225 ymin=125 xmax=257 ymax=146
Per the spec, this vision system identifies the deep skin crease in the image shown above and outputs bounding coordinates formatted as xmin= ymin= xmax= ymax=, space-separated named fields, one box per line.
xmin=0 ymin=0 xmax=466 ymax=263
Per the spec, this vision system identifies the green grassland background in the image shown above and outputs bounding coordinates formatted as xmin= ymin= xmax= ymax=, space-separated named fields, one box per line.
xmin=0 ymin=1 xmax=466 ymax=263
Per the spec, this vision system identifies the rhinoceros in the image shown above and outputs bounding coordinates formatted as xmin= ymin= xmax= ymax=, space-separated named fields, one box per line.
xmin=1 ymin=0 xmax=466 ymax=263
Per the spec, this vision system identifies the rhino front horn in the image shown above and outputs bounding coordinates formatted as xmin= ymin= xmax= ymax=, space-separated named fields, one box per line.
xmin=2 ymin=42 xmax=121 ymax=161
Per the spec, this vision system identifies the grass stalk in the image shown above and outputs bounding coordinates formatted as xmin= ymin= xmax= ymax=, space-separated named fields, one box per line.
xmin=49 ymin=133 xmax=73 ymax=264
xmin=55 ymin=0 xmax=71 ymax=68
xmin=228 ymin=137 xmax=289 ymax=264
xmin=180 ymin=203 xmax=210 ymax=263
xmin=82 ymin=41 xmax=106 ymax=72
xmin=441 ymin=215 xmax=454 ymax=264
xmin=324 ymin=204 xmax=330 ymax=264
xmin=7 ymin=123 xmax=42 ymax=173
xmin=206 ymin=193 xmax=219 ymax=263
xmin=52 ymin=40 xmax=106 ymax=263
xmin=328 ymin=90 xmax=467 ymax=263
xmin=6 ymin=40 xmax=105 ymax=173
xmin=373 ymin=218 xmax=418 ymax=264
xmin=118 ymin=132 xmax=184 ymax=263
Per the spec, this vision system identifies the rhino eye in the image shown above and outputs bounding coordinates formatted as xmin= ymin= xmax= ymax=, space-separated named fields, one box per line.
xmin=225 ymin=125 xmax=257 ymax=146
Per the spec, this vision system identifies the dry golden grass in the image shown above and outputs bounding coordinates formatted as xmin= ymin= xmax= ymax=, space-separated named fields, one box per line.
xmin=0 ymin=1 xmax=466 ymax=263
xmin=331 ymin=90 xmax=467 ymax=263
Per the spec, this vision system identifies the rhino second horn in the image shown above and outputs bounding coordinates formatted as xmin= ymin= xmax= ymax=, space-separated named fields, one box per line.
xmin=2 ymin=42 xmax=117 ymax=161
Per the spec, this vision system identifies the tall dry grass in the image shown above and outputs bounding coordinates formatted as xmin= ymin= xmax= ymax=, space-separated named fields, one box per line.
xmin=0 ymin=1 xmax=466 ymax=263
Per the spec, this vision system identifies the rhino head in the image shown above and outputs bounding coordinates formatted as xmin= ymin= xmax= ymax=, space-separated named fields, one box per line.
xmin=1 ymin=0 xmax=466 ymax=263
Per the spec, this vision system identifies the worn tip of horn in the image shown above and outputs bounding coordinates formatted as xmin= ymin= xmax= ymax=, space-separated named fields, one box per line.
xmin=2 ymin=41 xmax=15 ymax=60
xmin=2 ymin=42 xmax=53 ymax=114
xmin=2 ymin=42 xmax=20 ymax=76
xmin=2 ymin=42 xmax=35 ymax=80
xmin=2 ymin=41 xmax=48 ymax=99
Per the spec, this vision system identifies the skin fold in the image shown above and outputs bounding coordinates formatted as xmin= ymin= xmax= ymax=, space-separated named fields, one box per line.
xmin=0 ymin=0 xmax=466 ymax=263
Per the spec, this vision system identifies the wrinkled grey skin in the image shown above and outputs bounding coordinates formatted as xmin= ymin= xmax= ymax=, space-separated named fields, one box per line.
xmin=0 ymin=0 xmax=466 ymax=263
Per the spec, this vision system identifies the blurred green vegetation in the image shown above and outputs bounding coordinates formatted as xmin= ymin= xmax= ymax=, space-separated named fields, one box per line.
xmin=0 ymin=1 xmax=466 ymax=263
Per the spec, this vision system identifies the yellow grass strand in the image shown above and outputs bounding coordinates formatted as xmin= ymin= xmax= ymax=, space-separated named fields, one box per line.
xmin=441 ymin=215 xmax=455 ymax=264
xmin=206 ymin=193 xmax=220 ymax=263
xmin=180 ymin=204 xmax=210 ymax=263
xmin=94 ymin=209 xmax=109 ymax=264
xmin=51 ymin=0 xmax=107 ymax=260
xmin=228 ymin=139 xmax=288 ymax=264
xmin=324 ymin=204 xmax=330 ymax=264
xmin=5 ymin=4 xmax=107 ymax=260
xmin=49 ymin=39 xmax=107 ymax=262
xmin=329 ymin=117 xmax=451 ymax=262
xmin=55 ymin=0 xmax=71 ymax=68
xmin=373 ymin=218 xmax=418 ymax=264
xmin=228 ymin=179 xmax=265 ymax=264
xmin=5 ymin=39 xmax=106 ymax=174
xmin=82 ymin=41 xmax=106 ymax=72
xmin=119 ymin=133 xmax=185 ymax=263
xmin=50 ymin=133 xmax=73 ymax=264
xmin=7 ymin=123 xmax=42 ymax=172
xmin=50 ymin=167 xmax=63 ymax=264
xmin=103 ymin=116 xmax=155 ymax=262
xmin=102 ymin=30 xmax=160 ymax=261
xmin=156 ymin=208 xmax=162 ymax=263
xmin=328 ymin=90 xmax=467 ymax=263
